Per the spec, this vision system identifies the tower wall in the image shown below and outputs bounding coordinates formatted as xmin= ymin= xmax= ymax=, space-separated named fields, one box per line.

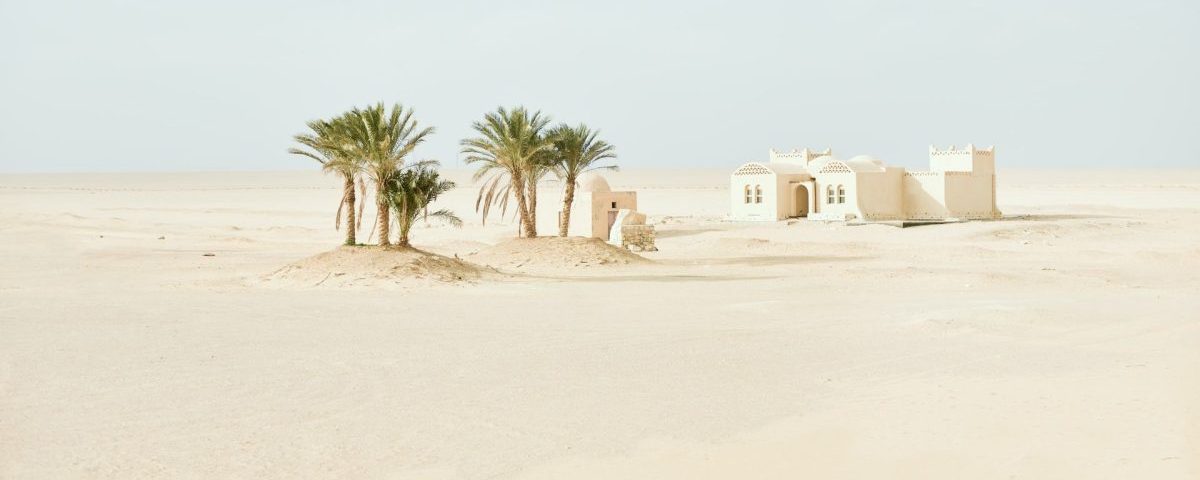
xmin=944 ymin=172 xmax=999 ymax=219
xmin=928 ymin=144 xmax=994 ymax=174
xmin=915 ymin=143 xmax=1001 ymax=219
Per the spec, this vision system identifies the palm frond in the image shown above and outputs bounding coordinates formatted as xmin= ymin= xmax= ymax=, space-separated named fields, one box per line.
xmin=335 ymin=189 xmax=349 ymax=230
xmin=426 ymin=209 xmax=463 ymax=228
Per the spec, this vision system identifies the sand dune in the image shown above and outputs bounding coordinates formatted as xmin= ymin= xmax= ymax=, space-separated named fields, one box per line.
xmin=0 ymin=169 xmax=1198 ymax=479
xmin=262 ymin=246 xmax=490 ymax=289
xmin=468 ymin=237 xmax=651 ymax=273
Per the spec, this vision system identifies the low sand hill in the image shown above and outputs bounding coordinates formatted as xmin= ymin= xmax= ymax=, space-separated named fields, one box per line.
xmin=468 ymin=236 xmax=650 ymax=272
xmin=262 ymin=245 xmax=488 ymax=288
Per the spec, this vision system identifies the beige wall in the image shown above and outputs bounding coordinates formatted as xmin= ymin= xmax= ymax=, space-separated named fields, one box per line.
xmin=854 ymin=168 xmax=905 ymax=221
xmin=730 ymin=173 xmax=778 ymax=221
xmin=944 ymin=173 xmax=999 ymax=219
xmin=590 ymin=191 xmax=637 ymax=238
xmin=903 ymin=172 xmax=948 ymax=220
xmin=902 ymin=171 xmax=1000 ymax=220
xmin=816 ymin=173 xmax=855 ymax=218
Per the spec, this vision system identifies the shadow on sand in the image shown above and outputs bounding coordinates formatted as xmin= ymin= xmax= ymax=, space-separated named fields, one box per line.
xmin=496 ymin=255 xmax=865 ymax=283
xmin=998 ymin=213 xmax=1123 ymax=222
xmin=654 ymin=227 xmax=725 ymax=239
xmin=660 ymin=254 xmax=869 ymax=267
xmin=527 ymin=273 xmax=784 ymax=283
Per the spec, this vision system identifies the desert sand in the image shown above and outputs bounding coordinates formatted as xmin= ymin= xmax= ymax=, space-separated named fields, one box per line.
xmin=1 ymin=168 xmax=1198 ymax=479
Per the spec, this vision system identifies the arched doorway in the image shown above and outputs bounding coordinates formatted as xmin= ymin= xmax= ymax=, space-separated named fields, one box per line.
xmin=792 ymin=184 xmax=809 ymax=217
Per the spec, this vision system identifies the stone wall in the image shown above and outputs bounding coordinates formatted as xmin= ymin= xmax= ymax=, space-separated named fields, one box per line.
xmin=621 ymin=225 xmax=657 ymax=252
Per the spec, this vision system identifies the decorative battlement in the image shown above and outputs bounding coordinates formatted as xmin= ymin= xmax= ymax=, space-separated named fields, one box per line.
xmin=928 ymin=143 xmax=996 ymax=174
xmin=732 ymin=163 xmax=771 ymax=176
xmin=770 ymin=147 xmax=832 ymax=165
xmin=818 ymin=161 xmax=852 ymax=174
xmin=929 ymin=144 xmax=995 ymax=155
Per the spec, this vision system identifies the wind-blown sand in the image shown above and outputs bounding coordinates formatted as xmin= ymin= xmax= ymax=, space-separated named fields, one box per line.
xmin=0 ymin=168 xmax=1197 ymax=479
xmin=469 ymin=237 xmax=651 ymax=274
xmin=262 ymin=245 xmax=489 ymax=289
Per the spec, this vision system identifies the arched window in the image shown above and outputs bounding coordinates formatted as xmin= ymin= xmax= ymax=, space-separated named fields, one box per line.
xmin=754 ymin=185 xmax=763 ymax=204
xmin=826 ymin=185 xmax=835 ymax=204
xmin=837 ymin=185 xmax=846 ymax=204
xmin=743 ymin=185 xmax=752 ymax=204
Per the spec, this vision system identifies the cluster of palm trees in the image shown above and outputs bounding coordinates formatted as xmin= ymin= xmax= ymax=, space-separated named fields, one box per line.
xmin=461 ymin=106 xmax=617 ymax=238
xmin=289 ymin=102 xmax=458 ymax=248
xmin=291 ymin=103 xmax=617 ymax=248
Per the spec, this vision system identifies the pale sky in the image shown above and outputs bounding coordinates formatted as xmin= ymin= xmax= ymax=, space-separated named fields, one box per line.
xmin=1 ymin=0 xmax=1197 ymax=172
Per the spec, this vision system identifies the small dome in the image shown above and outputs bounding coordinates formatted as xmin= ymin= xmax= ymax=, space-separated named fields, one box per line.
xmin=576 ymin=172 xmax=611 ymax=193
xmin=763 ymin=162 xmax=808 ymax=175
xmin=845 ymin=155 xmax=887 ymax=172
xmin=848 ymin=154 xmax=883 ymax=166
xmin=808 ymin=156 xmax=836 ymax=171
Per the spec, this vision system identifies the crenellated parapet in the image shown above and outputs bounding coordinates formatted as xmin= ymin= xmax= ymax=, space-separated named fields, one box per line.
xmin=769 ymin=147 xmax=832 ymax=165
xmin=929 ymin=144 xmax=995 ymax=156
xmin=928 ymin=143 xmax=995 ymax=173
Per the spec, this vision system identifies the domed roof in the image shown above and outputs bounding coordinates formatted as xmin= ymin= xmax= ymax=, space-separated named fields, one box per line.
xmin=576 ymin=172 xmax=611 ymax=193
xmin=763 ymin=162 xmax=808 ymax=175
xmin=846 ymin=155 xmax=887 ymax=172
xmin=809 ymin=155 xmax=886 ymax=174
xmin=808 ymin=156 xmax=841 ymax=172
xmin=848 ymin=154 xmax=884 ymax=166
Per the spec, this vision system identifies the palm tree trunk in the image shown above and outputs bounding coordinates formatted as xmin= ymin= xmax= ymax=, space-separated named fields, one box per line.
xmin=527 ymin=178 xmax=538 ymax=235
xmin=343 ymin=176 xmax=357 ymax=246
xmin=558 ymin=178 xmax=575 ymax=237
xmin=398 ymin=214 xmax=410 ymax=248
xmin=376 ymin=184 xmax=390 ymax=246
xmin=511 ymin=171 xmax=537 ymax=238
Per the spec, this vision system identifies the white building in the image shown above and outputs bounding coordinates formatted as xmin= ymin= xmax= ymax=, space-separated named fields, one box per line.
xmin=535 ymin=172 xmax=638 ymax=238
xmin=730 ymin=145 xmax=1001 ymax=222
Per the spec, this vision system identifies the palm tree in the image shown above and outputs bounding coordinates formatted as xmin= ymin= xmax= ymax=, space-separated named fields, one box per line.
xmin=525 ymin=147 xmax=555 ymax=235
xmin=288 ymin=114 xmax=364 ymax=246
xmin=383 ymin=163 xmax=461 ymax=248
xmin=546 ymin=123 xmax=618 ymax=237
xmin=343 ymin=102 xmax=435 ymax=246
xmin=461 ymin=107 xmax=553 ymax=238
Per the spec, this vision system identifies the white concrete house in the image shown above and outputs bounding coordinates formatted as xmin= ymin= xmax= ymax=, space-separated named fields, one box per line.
xmin=536 ymin=172 xmax=638 ymax=238
xmin=730 ymin=145 xmax=1001 ymax=222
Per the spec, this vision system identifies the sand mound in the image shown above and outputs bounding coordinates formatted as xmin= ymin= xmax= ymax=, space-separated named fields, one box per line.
xmin=468 ymin=237 xmax=650 ymax=271
xmin=262 ymin=246 xmax=488 ymax=288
